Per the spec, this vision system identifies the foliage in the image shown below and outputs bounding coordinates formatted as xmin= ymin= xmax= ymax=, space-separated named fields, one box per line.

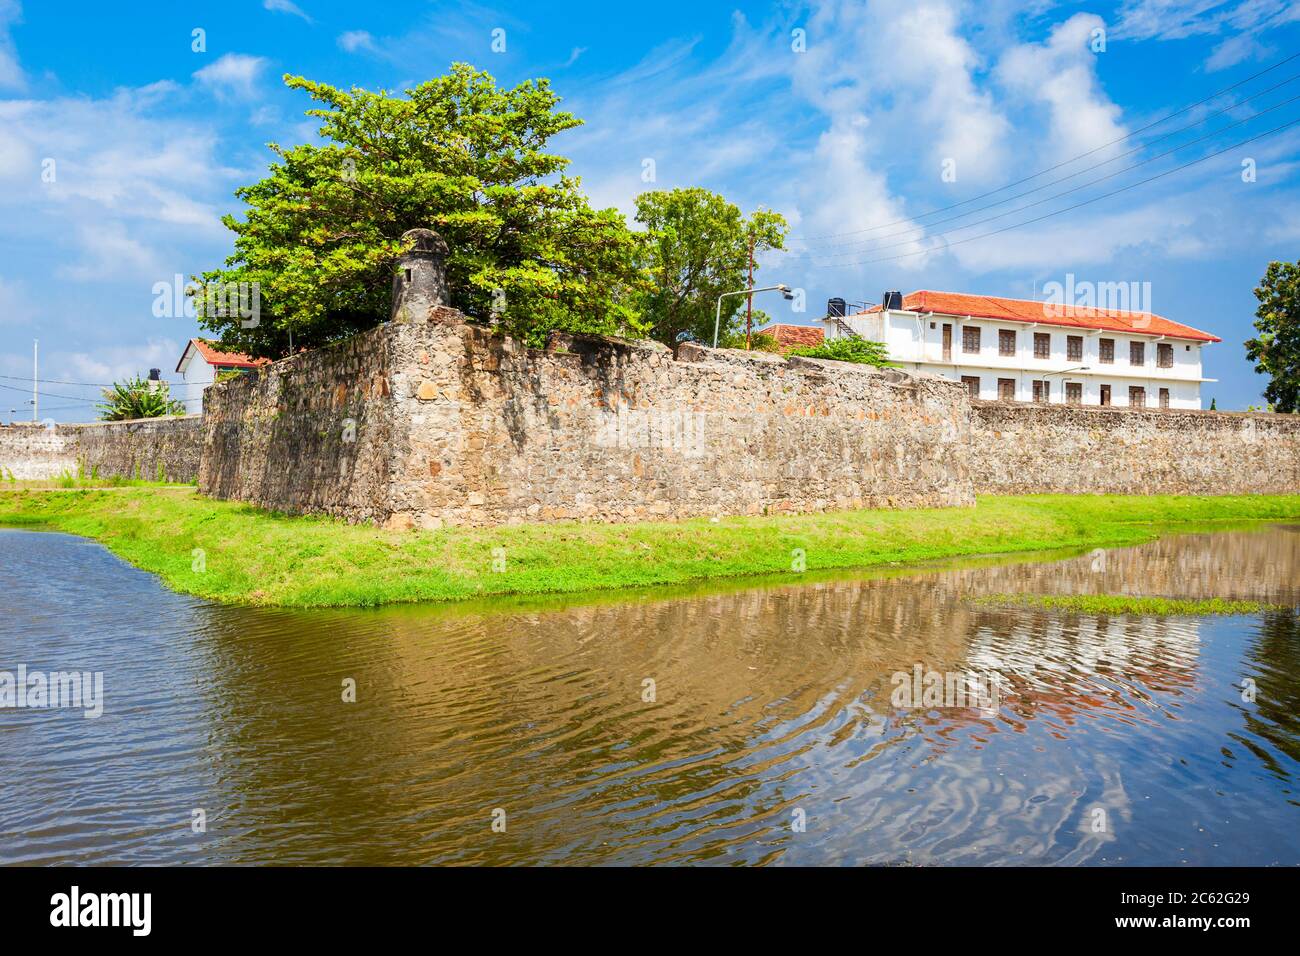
xmin=715 ymin=328 xmax=781 ymax=352
xmin=2 ymin=491 xmax=1298 ymax=608
xmin=195 ymin=64 xmax=650 ymax=356
xmin=974 ymin=594 xmax=1286 ymax=616
xmin=633 ymin=187 xmax=787 ymax=347
xmin=787 ymin=337 xmax=896 ymax=367
xmin=1245 ymin=260 xmax=1300 ymax=413
xmin=96 ymin=376 xmax=186 ymax=421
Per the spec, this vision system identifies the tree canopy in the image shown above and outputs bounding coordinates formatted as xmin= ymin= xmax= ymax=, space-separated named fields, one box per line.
xmin=633 ymin=187 xmax=788 ymax=347
xmin=1245 ymin=260 xmax=1300 ymax=413
xmin=196 ymin=64 xmax=648 ymax=357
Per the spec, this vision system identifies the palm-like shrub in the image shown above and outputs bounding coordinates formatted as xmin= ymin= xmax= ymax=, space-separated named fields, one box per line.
xmin=97 ymin=376 xmax=187 ymax=421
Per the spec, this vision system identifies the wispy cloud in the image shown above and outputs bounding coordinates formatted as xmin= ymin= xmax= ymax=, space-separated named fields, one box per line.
xmin=338 ymin=30 xmax=377 ymax=54
xmin=264 ymin=0 xmax=312 ymax=23
xmin=0 ymin=0 xmax=24 ymax=91
xmin=1115 ymin=0 xmax=1300 ymax=70
xmin=193 ymin=52 xmax=267 ymax=99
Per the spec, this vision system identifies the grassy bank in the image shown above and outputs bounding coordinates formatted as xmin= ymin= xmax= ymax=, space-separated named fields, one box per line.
xmin=973 ymin=594 xmax=1290 ymax=616
xmin=0 ymin=488 xmax=1298 ymax=608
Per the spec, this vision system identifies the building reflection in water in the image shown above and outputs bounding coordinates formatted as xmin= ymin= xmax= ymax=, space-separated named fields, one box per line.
xmin=173 ymin=526 xmax=1297 ymax=865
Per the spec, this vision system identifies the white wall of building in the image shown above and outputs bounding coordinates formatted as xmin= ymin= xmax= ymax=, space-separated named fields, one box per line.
xmin=181 ymin=352 xmax=214 ymax=413
xmin=825 ymin=310 xmax=1211 ymax=409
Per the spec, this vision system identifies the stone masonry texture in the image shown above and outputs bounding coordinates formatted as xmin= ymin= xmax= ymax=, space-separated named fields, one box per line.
xmin=9 ymin=320 xmax=1300 ymax=521
xmin=0 ymin=416 xmax=202 ymax=482
xmin=969 ymin=401 xmax=1300 ymax=495
xmin=199 ymin=312 xmax=975 ymax=527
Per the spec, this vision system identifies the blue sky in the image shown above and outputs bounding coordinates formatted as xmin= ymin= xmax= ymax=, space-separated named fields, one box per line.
xmin=0 ymin=0 xmax=1297 ymax=419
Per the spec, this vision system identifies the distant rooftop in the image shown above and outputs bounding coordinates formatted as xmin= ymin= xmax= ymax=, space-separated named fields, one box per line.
xmin=862 ymin=290 xmax=1220 ymax=343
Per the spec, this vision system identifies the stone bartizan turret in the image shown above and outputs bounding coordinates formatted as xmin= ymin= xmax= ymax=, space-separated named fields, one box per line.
xmin=391 ymin=228 xmax=450 ymax=323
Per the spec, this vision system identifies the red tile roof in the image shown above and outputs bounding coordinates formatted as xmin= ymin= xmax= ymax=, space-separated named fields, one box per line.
xmin=176 ymin=338 xmax=269 ymax=374
xmin=759 ymin=323 xmax=825 ymax=350
xmin=863 ymin=290 xmax=1220 ymax=342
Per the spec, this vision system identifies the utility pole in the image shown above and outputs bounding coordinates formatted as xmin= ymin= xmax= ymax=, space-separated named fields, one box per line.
xmin=744 ymin=235 xmax=755 ymax=350
xmin=32 ymin=339 xmax=38 ymax=422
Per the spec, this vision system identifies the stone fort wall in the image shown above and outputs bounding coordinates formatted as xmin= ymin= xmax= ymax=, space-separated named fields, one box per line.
xmin=199 ymin=313 xmax=975 ymax=527
xmin=0 ymin=416 xmax=202 ymax=482
xmin=970 ymin=401 xmax=1300 ymax=496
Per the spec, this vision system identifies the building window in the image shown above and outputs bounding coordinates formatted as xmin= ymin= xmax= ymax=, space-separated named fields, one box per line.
xmin=1032 ymin=380 xmax=1050 ymax=403
xmin=1157 ymin=343 xmax=1173 ymax=368
xmin=1067 ymin=335 xmax=1083 ymax=362
xmin=1099 ymin=338 xmax=1114 ymax=364
xmin=999 ymin=329 xmax=1016 ymax=357
xmin=961 ymin=375 xmax=980 ymax=399
xmin=998 ymin=378 xmax=1016 ymax=401
xmin=1159 ymin=387 xmax=1170 ymax=409
xmin=962 ymin=326 xmax=981 ymax=354
xmin=1100 ymin=384 xmax=1111 ymax=406
xmin=1034 ymin=333 xmax=1050 ymax=360
xmin=1130 ymin=341 xmax=1145 ymax=366
xmin=1065 ymin=382 xmax=1082 ymax=405
xmin=1129 ymin=386 xmax=1146 ymax=407
xmin=942 ymin=324 xmax=952 ymax=362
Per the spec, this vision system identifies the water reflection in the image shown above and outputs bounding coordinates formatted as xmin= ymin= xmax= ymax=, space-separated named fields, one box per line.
xmin=1 ymin=525 xmax=1297 ymax=865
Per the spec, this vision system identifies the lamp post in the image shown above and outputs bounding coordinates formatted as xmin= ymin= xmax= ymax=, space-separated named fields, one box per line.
xmin=1045 ymin=365 xmax=1089 ymax=404
xmin=713 ymin=284 xmax=794 ymax=349
xmin=1051 ymin=365 xmax=1090 ymax=378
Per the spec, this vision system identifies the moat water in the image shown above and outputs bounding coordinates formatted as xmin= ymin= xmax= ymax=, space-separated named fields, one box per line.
xmin=1 ymin=524 xmax=1298 ymax=865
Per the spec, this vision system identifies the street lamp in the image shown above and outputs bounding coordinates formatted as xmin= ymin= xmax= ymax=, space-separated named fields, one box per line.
xmin=713 ymin=284 xmax=795 ymax=349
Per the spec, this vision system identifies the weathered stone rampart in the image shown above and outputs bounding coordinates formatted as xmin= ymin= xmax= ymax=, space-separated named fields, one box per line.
xmin=0 ymin=416 xmax=202 ymax=482
xmin=199 ymin=315 xmax=975 ymax=527
xmin=969 ymin=401 xmax=1300 ymax=496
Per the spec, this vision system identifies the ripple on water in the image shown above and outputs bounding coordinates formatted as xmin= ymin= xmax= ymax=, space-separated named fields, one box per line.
xmin=1 ymin=525 xmax=1299 ymax=865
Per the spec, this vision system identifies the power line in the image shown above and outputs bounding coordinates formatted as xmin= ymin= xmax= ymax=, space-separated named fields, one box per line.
xmin=0 ymin=381 xmax=101 ymax=403
xmin=803 ymin=117 xmax=1300 ymax=269
xmin=0 ymin=373 xmax=114 ymax=387
xmin=782 ymin=78 xmax=1300 ymax=257
xmin=779 ymin=94 xmax=1300 ymax=262
xmin=788 ymin=51 xmax=1300 ymax=243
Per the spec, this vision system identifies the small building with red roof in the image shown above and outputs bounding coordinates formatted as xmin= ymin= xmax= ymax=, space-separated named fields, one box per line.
xmin=757 ymin=323 xmax=825 ymax=352
xmin=175 ymin=338 xmax=269 ymax=412
xmin=822 ymin=289 xmax=1219 ymax=409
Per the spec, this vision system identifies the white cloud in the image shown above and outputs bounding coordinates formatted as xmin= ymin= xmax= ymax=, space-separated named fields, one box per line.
xmin=59 ymin=338 xmax=184 ymax=388
xmin=1205 ymin=31 xmax=1271 ymax=71
xmin=1115 ymin=0 xmax=1294 ymax=40
xmin=57 ymin=221 xmax=162 ymax=283
xmin=997 ymin=14 xmax=1127 ymax=165
xmin=192 ymin=53 xmax=267 ymax=100
xmin=337 ymin=30 xmax=377 ymax=54
xmin=0 ymin=0 xmax=24 ymax=91
xmin=793 ymin=0 xmax=1012 ymax=185
xmin=785 ymin=116 xmax=934 ymax=273
xmin=1115 ymin=0 xmax=1300 ymax=70
xmin=264 ymin=0 xmax=311 ymax=23
xmin=0 ymin=91 xmax=231 ymax=234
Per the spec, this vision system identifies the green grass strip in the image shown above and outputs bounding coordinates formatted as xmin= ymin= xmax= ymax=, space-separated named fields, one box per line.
xmin=0 ymin=487 xmax=1298 ymax=608
xmin=973 ymin=593 xmax=1292 ymax=616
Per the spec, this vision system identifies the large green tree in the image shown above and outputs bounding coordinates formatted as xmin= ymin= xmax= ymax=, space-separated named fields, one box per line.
xmin=1245 ymin=260 xmax=1300 ymax=413
xmin=633 ymin=188 xmax=788 ymax=347
xmin=196 ymin=64 xmax=648 ymax=356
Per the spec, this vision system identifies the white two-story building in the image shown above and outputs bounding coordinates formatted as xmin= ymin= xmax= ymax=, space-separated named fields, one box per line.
xmin=822 ymin=290 xmax=1220 ymax=409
